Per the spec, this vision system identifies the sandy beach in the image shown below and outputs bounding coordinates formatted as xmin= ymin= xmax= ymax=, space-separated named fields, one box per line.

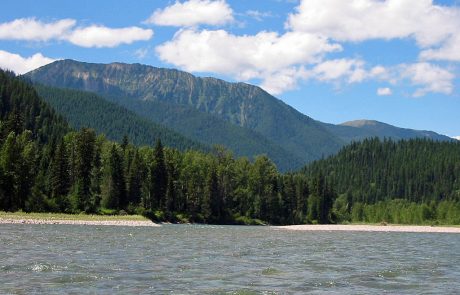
xmin=0 ymin=217 xmax=160 ymax=227
xmin=273 ymin=224 xmax=460 ymax=233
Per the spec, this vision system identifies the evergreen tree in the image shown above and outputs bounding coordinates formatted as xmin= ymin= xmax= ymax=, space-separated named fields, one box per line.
xmin=207 ymin=165 xmax=220 ymax=222
xmin=150 ymin=140 xmax=167 ymax=210
xmin=50 ymin=139 xmax=70 ymax=210
xmin=127 ymin=150 xmax=144 ymax=207
xmin=73 ymin=128 xmax=96 ymax=212
xmin=103 ymin=144 xmax=126 ymax=210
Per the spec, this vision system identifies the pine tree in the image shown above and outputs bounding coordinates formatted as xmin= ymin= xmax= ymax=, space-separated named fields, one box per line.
xmin=73 ymin=128 xmax=96 ymax=212
xmin=103 ymin=144 xmax=126 ymax=210
xmin=50 ymin=139 xmax=70 ymax=210
xmin=127 ymin=150 xmax=143 ymax=207
xmin=207 ymin=165 xmax=220 ymax=222
xmin=150 ymin=139 xmax=167 ymax=210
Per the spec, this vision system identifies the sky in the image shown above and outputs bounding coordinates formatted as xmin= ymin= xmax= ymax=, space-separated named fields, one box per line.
xmin=0 ymin=0 xmax=459 ymax=138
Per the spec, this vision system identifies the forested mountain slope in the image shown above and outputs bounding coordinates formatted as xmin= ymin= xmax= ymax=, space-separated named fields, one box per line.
xmin=34 ymin=85 xmax=207 ymax=152
xmin=25 ymin=60 xmax=344 ymax=164
xmin=0 ymin=70 xmax=69 ymax=144
xmin=304 ymin=138 xmax=460 ymax=204
xmin=35 ymin=84 xmax=303 ymax=171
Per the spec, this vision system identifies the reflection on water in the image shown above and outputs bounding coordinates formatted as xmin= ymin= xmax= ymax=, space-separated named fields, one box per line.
xmin=1 ymin=224 xmax=459 ymax=294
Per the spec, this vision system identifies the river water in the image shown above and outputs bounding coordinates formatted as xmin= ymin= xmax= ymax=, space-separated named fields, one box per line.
xmin=1 ymin=224 xmax=459 ymax=294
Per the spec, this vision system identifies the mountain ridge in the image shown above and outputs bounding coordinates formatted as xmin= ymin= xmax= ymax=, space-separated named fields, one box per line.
xmin=25 ymin=59 xmax=451 ymax=169
xmin=26 ymin=59 xmax=345 ymax=166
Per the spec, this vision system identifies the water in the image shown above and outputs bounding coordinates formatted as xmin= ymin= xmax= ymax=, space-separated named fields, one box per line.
xmin=1 ymin=224 xmax=460 ymax=294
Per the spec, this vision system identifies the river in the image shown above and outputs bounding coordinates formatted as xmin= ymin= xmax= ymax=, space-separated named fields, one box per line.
xmin=1 ymin=224 xmax=459 ymax=294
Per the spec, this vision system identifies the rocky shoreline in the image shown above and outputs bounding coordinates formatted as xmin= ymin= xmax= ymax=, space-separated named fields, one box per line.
xmin=0 ymin=218 xmax=160 ymax=227
xmin=274 ymin=224 xmax=460 ymax=233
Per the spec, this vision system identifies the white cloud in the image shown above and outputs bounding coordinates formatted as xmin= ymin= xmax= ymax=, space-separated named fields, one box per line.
xmin=0 ymin=18 xmax=153 ymax=48
xmin=145 ymin=0 xmax=234 ymax=27
xmin=399 ymin=62 xmax=454 ymax=97
xmin=245 ymin=10 xmax=274 ymax=22
xmin=377 ymin=87 xmax=392 ymax=96
xmin=452 ymin=136 xmax=460 ymax=141
xmin=0 ymin=50 xmax=56 ymax=74
xmin=285 ymin=0 xmax=460 ymax=63
xmin=286 ymin=0 xmax=460 ymax=47
xmin=260 ymin=67 xmax=309 ymax=94
xmin=0 ymin=18 xmax=75 ymax=41
xmin=134 ymin=48 xmax=149 ymax=59
xmin=67 ymin=26 xmax=153 ymax=48
xmin=312 ymin=59 xmax=366 ymax=83
xmin=156 ymin=29 xmax=341 ymax=93
xmin=420 ymin=34 xmax=460 ymax=62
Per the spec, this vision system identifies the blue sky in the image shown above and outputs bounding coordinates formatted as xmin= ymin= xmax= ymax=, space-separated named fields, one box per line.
xmin=1 ymin=0 xmax=459 ymax=138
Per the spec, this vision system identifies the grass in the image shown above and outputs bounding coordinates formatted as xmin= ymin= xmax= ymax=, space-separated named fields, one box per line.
xmin=0 ymin=211 xmax=149 ymax=221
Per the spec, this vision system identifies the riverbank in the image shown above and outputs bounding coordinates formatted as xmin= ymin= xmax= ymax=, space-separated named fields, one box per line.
xmin=0 ymin=212 xmax=159 ymax=227
xmin=273 ymin=224 xmax=460 ymax=233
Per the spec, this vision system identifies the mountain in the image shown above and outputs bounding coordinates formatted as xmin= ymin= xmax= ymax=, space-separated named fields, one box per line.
xmin=25 ymin=59 xmax=451 ymax=169
xmin=25 ymin=60 xmax=344 ymax=167
xmin=34 ymin=84 xmax=303 ymax=170
xmin=34 ymin=85 xmax=207 ymax=152
xmin=330 ymin=120 xmax=451 ymax=142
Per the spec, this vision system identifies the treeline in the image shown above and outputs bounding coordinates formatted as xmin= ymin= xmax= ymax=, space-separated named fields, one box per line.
xmin=0 ymin=70 xmax=335 ymax=225
xmin=304 ymin=138 xmax=460 ymax=224
xmin=0 ymin=127 xmax=336 ymax=225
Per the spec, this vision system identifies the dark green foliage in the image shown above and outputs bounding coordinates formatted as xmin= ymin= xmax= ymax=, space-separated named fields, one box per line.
xmin=34 ymin=85 xmax=207 ymax=152
xmin=150 ymin=140 xmax=167 ymax=210
xmin=73 ymin=128 xmax=96 ymax=212
xmin=304 ymin=138 xmax=460 ymax=204
xmin=103 ymin=144 xmax=126 ymax=210
xmin=126 ymin=150 xmax=144 ymax=206
xmin=50 ymin=139 xmax=70 ymax=210
xmin=0 ymin=70 xmax=69 ymax=144
xmin=303 ymin=138 xmax=460 ymax=224
xmin=109 ymin=97 xmax=304 ymax=172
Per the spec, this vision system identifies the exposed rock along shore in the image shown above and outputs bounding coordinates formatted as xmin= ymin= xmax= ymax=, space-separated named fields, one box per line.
xmin=274 ymin=224 xmax=460 ymax=233
xmin=0 ymin=218 xmax=160 ymax=227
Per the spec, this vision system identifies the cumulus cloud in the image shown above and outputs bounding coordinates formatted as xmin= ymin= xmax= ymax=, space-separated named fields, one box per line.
xmin=377 ymin=87 xmax=392 ymax=96
xmin=312 ymin=59 xmax=366 ymax=83
xmin=286 ymin=0 xmax=460 ymax=46
xmin=145 ymin=0 xmax=234 ymax=27
xmin=420 ymin=34 xmax=460 ymax=62
xmin=399 ymin=63 xmax=454 ymax=97
xmin=452 ymin=136 xmax=460 ymax=141
xmin=0 ymin=18 xmax=153 ymax=48
xmin=286 ymin=0 xmax=460 ymax=63
xmin=0 ymin=50 xmax=55 ymax=74
xmin=0 ymin=18 xmax=75 ymax=41
xmin=260 ymin=67 xmax=309 ymax=94
xmin=156 ymin=29 xmax=341 ymax=93
xmin=67 ymin=26 xmax=153 ymax=48
xmin=152 ymin=0 xmax=458 ymax=95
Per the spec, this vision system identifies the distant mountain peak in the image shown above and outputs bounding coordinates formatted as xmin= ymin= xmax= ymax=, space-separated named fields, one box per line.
xmin=340 ymin=120 xmax=385 ymax=127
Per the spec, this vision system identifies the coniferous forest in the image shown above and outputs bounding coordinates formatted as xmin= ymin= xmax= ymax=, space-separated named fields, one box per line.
xmin=1 ymin=69 xmax=460 ymax=225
